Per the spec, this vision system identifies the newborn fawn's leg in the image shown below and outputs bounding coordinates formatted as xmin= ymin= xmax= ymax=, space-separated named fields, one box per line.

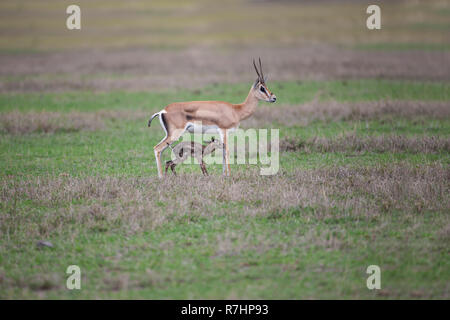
xmin=200 ymin=161 xmax=208 ymax=176
xmin=170 ymin=162 xmax=177 ymax=175
xmin=165 ymin=160 xmax=177 ymax=175
xmin=168 ymin=144 xmax=189 ymax=176
xmin=194 ymin=149 xmax=208 ymax=176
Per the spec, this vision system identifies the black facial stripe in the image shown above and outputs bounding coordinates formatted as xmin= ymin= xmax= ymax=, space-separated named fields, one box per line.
xmin=261 ymin=86 xmax=271 ymax=98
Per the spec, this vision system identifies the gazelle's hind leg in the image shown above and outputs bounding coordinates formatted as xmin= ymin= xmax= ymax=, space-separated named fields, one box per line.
xmin=154 ymin=115 xmax=186 ymax=178
xmin=154 ymin=141 xmax=168 ymax=179
xmin=154 ymin=132 xmax=184 ymax=178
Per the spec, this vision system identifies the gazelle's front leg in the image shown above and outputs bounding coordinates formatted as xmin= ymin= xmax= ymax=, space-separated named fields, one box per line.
xmin=225 ymin=132 xmax=231 ymax=175
xmin=220 ymin=128 xmax=231 ymax=176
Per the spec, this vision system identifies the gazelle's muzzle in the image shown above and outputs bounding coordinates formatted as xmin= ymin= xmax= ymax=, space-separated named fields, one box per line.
xmin=269 ymin=94 xmax=277 ymax=103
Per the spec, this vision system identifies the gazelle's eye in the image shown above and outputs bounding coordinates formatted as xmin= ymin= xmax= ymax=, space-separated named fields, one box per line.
xmin=260 ymin=86 xmax=266 ymax=93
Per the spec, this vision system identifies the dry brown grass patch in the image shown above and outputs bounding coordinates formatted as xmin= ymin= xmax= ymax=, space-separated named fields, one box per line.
xmin=1 ymin=165 xmax=448 ymax=241
xmin=0 ymin=111 xmax=104 ymax=134
xmin=0 ymin=110 xmax=149 ymax=135
xmin=1 ymin=46 xmax=449 ymax=93
xmin=279 ymin=133 xmax=450 ymax=154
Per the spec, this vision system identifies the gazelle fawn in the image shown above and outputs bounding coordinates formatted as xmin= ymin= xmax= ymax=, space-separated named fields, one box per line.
xmin=148 ymin=58 xmax=276 ymax=178
xmin=165 ymin=137 xmax=222 ymax=176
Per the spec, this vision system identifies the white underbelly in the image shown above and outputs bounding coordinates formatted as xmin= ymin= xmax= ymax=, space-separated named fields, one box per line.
xmin=185 ymin=122 xmax=239 ymax=137
xmin=186 ymin=122 xmax=220 ymax=134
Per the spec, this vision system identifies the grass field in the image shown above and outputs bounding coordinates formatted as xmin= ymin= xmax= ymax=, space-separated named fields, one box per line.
xmin=0 ymin=0 xmax=449 ymax=300
xmin=0 ymin=80 xmax=449 ymax=299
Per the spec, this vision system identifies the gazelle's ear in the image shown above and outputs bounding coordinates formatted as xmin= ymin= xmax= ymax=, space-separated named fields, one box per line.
xmin=253 ymin=78 xmax=259 ymax=88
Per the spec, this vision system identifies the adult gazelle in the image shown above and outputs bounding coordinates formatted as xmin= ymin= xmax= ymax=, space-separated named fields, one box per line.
xmin=148 ymin=58 xmax=276 ymax=178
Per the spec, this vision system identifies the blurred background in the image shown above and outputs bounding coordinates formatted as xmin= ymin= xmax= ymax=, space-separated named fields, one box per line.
xmin=0 ymin=0 xmax=449 ymax=93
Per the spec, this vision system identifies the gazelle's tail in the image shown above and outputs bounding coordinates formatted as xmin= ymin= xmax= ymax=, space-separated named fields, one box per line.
xmin=148 ymin=110 xmax=166 ymax=127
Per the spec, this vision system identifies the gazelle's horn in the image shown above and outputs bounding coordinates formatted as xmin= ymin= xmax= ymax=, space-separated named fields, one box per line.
xmin=258 ymin=57 xmax=264 ymax=83
xmin=253 ymin=58 xmax=261 ymax=81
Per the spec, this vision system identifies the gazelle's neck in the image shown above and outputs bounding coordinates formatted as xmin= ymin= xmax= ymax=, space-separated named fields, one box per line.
xmin=235 ymin=87 xmax=258 ymax=121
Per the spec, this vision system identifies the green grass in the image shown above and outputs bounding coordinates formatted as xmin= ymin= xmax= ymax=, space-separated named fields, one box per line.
xmin=3 ymin=212 xmax=448 ymax=299
xmin=0 ymin=80 xmax=449 ymax=299
xmin=0 ymin=80 xmax=448 ymax=113
xmin=1 ymin=117 xmax=449 ymax=178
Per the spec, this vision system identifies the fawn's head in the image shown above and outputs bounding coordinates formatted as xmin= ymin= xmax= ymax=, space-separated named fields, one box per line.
xmin=205 ymin=137 xmax=222 ymax=150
